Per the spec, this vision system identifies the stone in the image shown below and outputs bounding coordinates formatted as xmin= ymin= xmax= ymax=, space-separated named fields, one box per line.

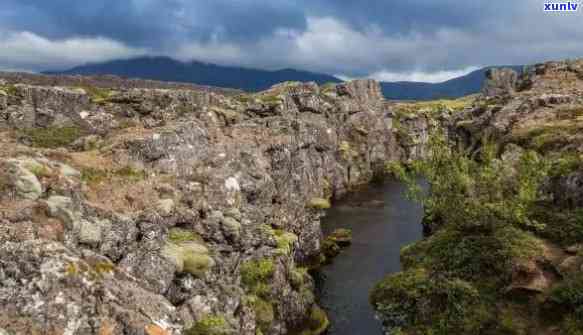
xmin=161 ymin=241 xmax=214 ymax=277
xmin=78 ymin=219 xmax=103 ymax=245
xmin=45 ymin=195 xmax=79 ymax=229
xmin=221 ymin=216 xmax=242 ymax=241
xmin=482 ymin=68 xmax=518 ymax=97
xmin=156 ymin=199 xmax=175 ymax=216
xmin=5 ymin=159 xmax=43 ymax=200
xmin=59 ymin=163 xmax=81 ymax=178
xmin=327 ymin=228 xmax=352 ymax=247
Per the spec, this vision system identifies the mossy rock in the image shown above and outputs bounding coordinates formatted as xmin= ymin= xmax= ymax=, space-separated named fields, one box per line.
xmin=161 ymin=241 xmax=214 ymax=277
xmin=186 ymin=315 xmax=232 ymax=335
xmin=241 ymin=259 xmax=275 ymax=289
xmin=274 ymin=230 xmax=298 ymax=255
xmin=19 ymin=126 xmax=84 ymax=148
xmin=245 ymin=295 xmax=274 ymax=333
xmin=327 ymin=228 xmax=352 ymax=247
xmin=321 ymin=239 xmax=341 ymax=260
xmin=308 ymin=198 xmax=331 ymax=210
xmin=169 ymin=228 xmax=203 ymax=244
xmin=0 ymin=84 xmax=18 ymax=96
xmin=296 ymin=305 xmax=330 ymax=335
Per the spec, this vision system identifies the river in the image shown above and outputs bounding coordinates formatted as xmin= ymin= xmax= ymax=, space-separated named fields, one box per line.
xmin=314 ymin=179 xmax=425 ymax=335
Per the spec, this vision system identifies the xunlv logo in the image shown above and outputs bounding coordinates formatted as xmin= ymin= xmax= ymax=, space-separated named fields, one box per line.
xmin=544 ymin=1 xmax=580 ymax=11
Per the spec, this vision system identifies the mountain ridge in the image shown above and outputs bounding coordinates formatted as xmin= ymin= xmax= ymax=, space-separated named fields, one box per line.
xmin=46 ymin=56 xmax=522 ymax=100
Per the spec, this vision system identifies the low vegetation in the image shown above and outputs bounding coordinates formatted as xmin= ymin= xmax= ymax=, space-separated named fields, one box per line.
xmin=19 ymin=126 xmax=84 ymax=148
xmin=373 ymin=133 xmax=556 ymax=333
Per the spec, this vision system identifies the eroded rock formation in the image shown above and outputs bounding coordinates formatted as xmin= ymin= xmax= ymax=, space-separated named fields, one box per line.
xmin=0 ymin=77 xmax=428 ymax=334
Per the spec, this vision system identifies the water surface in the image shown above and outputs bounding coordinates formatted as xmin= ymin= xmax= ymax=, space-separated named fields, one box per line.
xmin=315 ymin=179 xmax=424 ymax=335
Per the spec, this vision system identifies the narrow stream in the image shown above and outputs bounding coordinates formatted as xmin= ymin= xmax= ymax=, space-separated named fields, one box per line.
xmin=314 ymin=179 xmax=424 ymax=335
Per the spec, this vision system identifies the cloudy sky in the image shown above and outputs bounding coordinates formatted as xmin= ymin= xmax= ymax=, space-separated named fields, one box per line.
xmin=0 ymin=0 xmax=582 ymax=82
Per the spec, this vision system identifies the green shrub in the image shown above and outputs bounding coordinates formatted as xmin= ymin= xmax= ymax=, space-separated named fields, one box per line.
xmin=371 ymin=268 xmax=491 ymax=334
xmin=20 ymin=126 xmax=84 ymax=148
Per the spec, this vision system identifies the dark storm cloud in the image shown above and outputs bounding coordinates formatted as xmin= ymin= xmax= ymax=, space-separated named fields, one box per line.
xmin=0 ymin=0 xmax=582 ymax=80
xmin=0 ymin=0 xmax=307 ymax=47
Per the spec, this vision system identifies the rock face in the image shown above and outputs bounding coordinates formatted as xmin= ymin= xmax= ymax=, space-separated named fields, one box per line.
xmin=482 ymin=68 xmax=518 ymax=97
xmin=0 ymin=77 xmax=423 ymax=334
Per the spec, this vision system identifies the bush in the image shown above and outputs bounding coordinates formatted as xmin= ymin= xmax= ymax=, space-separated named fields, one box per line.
xmin=371 ymin=269 xmax=491 ymax=334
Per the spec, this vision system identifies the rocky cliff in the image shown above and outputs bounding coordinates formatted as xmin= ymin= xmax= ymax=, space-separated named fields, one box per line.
xmin=0 ymin=76 xmax=428 ymax=334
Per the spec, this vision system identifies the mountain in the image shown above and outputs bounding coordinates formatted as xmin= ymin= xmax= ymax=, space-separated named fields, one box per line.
xmin=45 ymin=56 xmax=342 ymax=92
xmin=46 ymin=56 xmax=522 ymax=100
xmin=381 ymin=66 xmax=523 ymax=100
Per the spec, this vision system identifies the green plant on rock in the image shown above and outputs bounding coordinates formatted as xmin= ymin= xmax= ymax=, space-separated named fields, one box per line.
xmin=297 ymin=305 xmax=329 ymax=335
xmin=20 ymin=126 xmax=84 ymax=148
xmin=241 ymin=258 xmax=275 ymax=298
xmin=274 ymin=229 xmax=298 ymax=255
xmin=186 ymin=315 xmax=231 ymax=335
xmin=169 ymin=228 xmax=202 ymax=244
xmin=308 ymin=198 xmax=331 ymax=210
xmin=245 ymin=295 xmax=275 ymax=334
xmin=78 ymin=86 xmax=115 ymax=104
xmin=371 ymin=269 xmax=492 ymax=334
xmin=0 ymin=84 xmax=18 ymax=96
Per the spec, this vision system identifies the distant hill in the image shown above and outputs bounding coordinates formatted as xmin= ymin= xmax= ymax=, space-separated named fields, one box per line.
xmin=46 ymin=56 xmax=522 ymax=100
xmin=45 ymin=56 xmax=342 ymax=92
xmin=381 ymin=66 xmax=523 ymax=100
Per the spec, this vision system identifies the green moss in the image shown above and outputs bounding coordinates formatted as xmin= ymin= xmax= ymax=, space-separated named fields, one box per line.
xmin=186 ymin=315 xmax=231 ymax=335
xmin=245 ymin=295 xmax=274 ymax=333
xmin=308 ymin=198 xmax=331 ymax=210
xmin=297 ymin=305 xmax=329 ymax=335
xmin=20 ymin=126 xmax=84 ymax=148
xmin=0 ymin=84 xmax=18 ymax=96
xmin=169 ymin=228 xmax=202 ymax=244
xmin=27 ymin=164 xmax=52 ymax=178
xmin=327 ymin=228 xmax=352 ymax=246
xmin=241 ymin=259 xmax=275 ymax=290
xmin=161 ymin=241 xmax=214 ymax=277
xmin=289 ymin=267 xmax=308 ymax=289
xmin=78 ymin=86 xmax=114 ymax=104
xmin=274 ymin=230 xmax=298 ymax=255
xmin=338 ymin=141 xmax=358 ymax=160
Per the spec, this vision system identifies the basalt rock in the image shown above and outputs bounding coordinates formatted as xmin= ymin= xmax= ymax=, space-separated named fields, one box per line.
xmin=0 ymin=76 xmax=427 ymax=334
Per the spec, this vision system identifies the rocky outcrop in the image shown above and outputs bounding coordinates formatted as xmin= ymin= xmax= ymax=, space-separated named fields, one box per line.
xmin=0 ymin=77 xmax=421 ymax=334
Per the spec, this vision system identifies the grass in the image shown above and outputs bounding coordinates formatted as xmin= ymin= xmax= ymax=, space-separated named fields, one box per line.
xmin=81 ymin=166 xmax=146 ymax=186
xmin=77 ymin=86 xmax=115 ymax=104
xmin=393 ymin=95 xmax=477 ymax=117
xmin=19 ymin=126 xmax=84 ymax=148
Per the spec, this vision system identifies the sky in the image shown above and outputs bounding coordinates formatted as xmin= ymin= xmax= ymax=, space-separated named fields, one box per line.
xmin=0 ymin=0 xmax=582 ymax=82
